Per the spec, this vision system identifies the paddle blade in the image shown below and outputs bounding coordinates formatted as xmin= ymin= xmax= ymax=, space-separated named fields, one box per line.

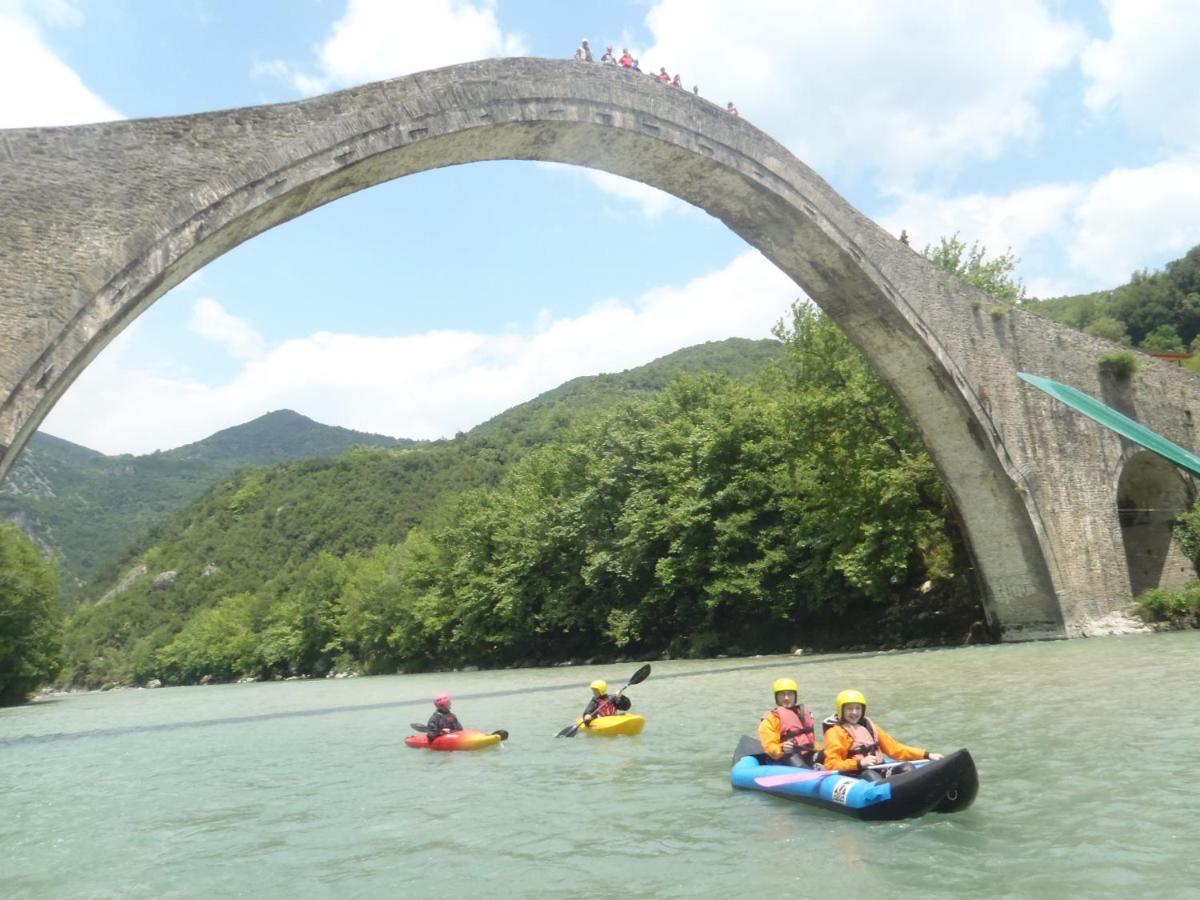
xmin=626 ymin=663 xmax=652 ymax=687
xmin=410 ymin=722 xmax=429 ymax=733
xmin=556 ymin=723 xmax=581 ymax=738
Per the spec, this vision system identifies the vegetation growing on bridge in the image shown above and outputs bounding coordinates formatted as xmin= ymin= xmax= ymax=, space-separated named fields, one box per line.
xmin=1097 ymin=350 xmax=1141 ymax=380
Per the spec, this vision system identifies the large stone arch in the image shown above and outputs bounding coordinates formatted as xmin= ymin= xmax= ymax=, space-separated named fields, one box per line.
xmin=5 ymin=58 xmax=1200 ymax=638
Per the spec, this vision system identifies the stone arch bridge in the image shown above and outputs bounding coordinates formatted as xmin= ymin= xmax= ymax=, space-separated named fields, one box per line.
xmin=2 ymin=58 xmax=1197 ymax=639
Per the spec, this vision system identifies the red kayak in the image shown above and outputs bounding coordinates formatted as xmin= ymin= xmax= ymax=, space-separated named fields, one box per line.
xmin=405 ymin=729 xmax=503 ymax=751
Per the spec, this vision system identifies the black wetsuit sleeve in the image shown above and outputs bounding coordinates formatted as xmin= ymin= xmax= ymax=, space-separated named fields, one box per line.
xmin=582 ymin=697 xmax=601 ymax=717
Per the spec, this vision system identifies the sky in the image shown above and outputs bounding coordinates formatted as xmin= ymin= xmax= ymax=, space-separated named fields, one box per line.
xmin=3 ymin=0 xmax=1200 ymax=455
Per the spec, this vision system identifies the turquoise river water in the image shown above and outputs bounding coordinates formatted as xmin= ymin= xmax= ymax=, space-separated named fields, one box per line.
xmin=2 ymin=632 xmax=1199 ymax=898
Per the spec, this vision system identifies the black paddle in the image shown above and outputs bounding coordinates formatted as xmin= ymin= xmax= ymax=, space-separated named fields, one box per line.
xmin=410 ymin=722 xmax=508 ymax=740
xmin=555 ymin=663 xmax=651 ymax=738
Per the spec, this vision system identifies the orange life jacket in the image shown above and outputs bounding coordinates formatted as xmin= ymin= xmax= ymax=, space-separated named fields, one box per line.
xmin=772 ymin=704 xmax=816 ymax=751
xmin=594 ymin=697 xmax=617 ymax=717
xmin=838 ymin=718 xmax=880 ymax=759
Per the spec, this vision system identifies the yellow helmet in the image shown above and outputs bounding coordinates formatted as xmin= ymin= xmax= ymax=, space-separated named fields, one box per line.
xmin=772 ymin=677 xmax=799 ymax=696
xmin=836 ymin=689 xmax=867 ymax=718
xmin=590 ymin=679 xmax=608 ymax=694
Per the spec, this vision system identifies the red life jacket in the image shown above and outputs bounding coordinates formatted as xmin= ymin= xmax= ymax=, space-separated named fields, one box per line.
xmin=772 ymin=704 xmax=816 ymax=751
xmin=839 ymin=718 xmax=880 ymax=759
xmin=594 ymin=696 xmax=618 ymax=717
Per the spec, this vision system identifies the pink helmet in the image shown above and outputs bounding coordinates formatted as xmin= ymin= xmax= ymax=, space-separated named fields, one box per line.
xmin=434 ymin=693 xmax=452 ymax=709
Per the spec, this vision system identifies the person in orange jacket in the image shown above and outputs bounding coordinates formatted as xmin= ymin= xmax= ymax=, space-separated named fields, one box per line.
xmin=822 ymin=689 xmax=943 ymax=780
xmin=757 ymin=677 xmax=818 ymax=767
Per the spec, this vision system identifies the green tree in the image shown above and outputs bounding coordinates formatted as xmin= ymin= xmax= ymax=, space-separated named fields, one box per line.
xmin=155 ymin=591 xmax=266 ymax=683
xmin=0 ymin=523 xmax=64 ymax=704
xmin=924 ymin=234 xmax=1026 ymax=304
xmin=1085 ymin=315 xmax=1131 ymax=345
xmin=1140 ymin=323 xmax=1185 ymax=351
xmin=769 ymin=303 xmax=957 ymax=601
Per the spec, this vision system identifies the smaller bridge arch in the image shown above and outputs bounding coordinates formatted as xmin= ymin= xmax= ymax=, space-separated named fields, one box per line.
xmin=1117 ymin=450 xmax=1197 ymax=597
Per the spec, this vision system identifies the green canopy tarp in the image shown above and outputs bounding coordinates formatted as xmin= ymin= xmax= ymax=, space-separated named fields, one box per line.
xmin=1018 ymin=372 xmax=1200 ymax=478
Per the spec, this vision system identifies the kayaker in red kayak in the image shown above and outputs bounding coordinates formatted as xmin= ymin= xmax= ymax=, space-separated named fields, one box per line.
xmin=822 ymin=689 xmax=942 ymax=780
xmin=758 ymin=677 xmax=818 ymax=767
xmin=426 ymin=693 xmax=464 ymax=742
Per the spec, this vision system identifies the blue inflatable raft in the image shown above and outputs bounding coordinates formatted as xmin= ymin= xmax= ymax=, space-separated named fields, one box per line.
xmin=730 ymin=736 xmax=977 ymax=821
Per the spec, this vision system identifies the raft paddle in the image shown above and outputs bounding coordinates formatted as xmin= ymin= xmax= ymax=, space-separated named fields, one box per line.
xmin=555 ymin=663 xmax=651 ymax=738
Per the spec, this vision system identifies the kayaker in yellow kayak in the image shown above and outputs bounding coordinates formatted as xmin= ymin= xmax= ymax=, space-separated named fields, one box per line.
xmin=425 ymin=693 xmax=464 ymax=742
xmin=822 ymin=689 xmax=943 ymax=780
xmin=581 ymin=679 xmax=630 ymax=725
xmin=758 ymin=677 xmax=819 ymax=767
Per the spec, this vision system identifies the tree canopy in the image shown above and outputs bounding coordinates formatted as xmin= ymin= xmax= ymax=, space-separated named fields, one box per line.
xmin=0 ymin=523 xmax=63 ymax=704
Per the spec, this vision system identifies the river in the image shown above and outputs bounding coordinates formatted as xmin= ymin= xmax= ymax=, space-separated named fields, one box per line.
xmin=3 ymin=632 xmax=1198 ymax=898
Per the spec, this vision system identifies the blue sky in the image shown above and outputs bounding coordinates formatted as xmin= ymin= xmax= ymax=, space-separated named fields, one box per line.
xmin=3 ymin=0 xmax=1199 ymax=454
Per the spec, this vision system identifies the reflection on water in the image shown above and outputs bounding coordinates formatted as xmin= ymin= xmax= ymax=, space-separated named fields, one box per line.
xmin=2 ymin=633 xmax=1199 ymax=897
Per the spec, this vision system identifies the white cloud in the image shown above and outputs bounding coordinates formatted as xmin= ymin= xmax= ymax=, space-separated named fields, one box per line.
xmin=0 ymin=7 xmax=120 ymax=127
xmin=23 ymin=0 xmax=83 ymax=27
xmin=878 ymin=155 xmax=1200 ymax=296
xmin=641 ymin=0 xmax=1084 ymax=183
xmin=264 ymin=0 xmax=527 ymax=96
xmin=535 ymin=162 xmax=692 ymax=218
xmin=1082 ymin=0 xmax=1200 ymax=147
xmin=189 ymin=298 xmax=266 ymax=360
xmin=880 ymin=183 xmax=1085 ymax=260
xmin=584 ymin=170 xmax=691 ymax=218
xmin=40 ymin=252 xmax=798 ymax=455
xmin=1068 ymin=156 xmax=1200 ymax=284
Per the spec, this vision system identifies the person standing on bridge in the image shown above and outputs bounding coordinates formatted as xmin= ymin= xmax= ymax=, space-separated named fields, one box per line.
xmin=574 ymin=39 xmax=593 ymax=63
xmin=726 ymin=101 xmax=739 ymax=116
xmin=601 ymin=45 xmax=616 ymax=64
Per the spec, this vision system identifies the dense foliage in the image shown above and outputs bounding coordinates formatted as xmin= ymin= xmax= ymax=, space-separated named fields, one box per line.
xmin=0 ymin=523 xmax=63 ymax=704
xmin=0 ymin=411 xmax=401 ymax=599
xmin=61 ymin=328 xmax=983 ymax=687
xmin=1023 ymin=242 xmax=1200 ymax=354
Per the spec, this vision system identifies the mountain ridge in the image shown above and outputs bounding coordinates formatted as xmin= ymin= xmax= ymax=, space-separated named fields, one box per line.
xmin=1 ymin=410 xmax=401 ymax=597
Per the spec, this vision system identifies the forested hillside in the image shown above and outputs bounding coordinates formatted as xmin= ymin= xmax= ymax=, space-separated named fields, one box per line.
xmin=0 ymin=411 xmax=402 ymax=599
xmin=61 ymin=331 xmax=984 ymax=688
xmin=1023 ymin=242 xmax=1200 ymax=354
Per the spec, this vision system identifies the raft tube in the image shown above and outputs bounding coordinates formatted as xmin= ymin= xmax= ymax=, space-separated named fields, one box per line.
xmin=730 ymin=736 xmax=977 ymax=821
xmin=577 ymin=713 xmax=645 ymax=736
xmin=405 ymin=729 xmax=503 ymax=751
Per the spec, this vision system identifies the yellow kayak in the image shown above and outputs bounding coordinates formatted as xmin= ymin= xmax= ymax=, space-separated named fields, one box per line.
xmin=576 ymin=714 xmax=645 ymax=736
